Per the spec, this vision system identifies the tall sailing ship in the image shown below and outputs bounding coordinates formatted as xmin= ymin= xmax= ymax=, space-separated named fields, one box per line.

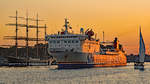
xmin=46 ymin=19 xmax=127 ymax=69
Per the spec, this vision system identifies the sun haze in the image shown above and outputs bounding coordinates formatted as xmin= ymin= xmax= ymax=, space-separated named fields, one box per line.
xmin=0 ymin=0 xmax=150 ymax=54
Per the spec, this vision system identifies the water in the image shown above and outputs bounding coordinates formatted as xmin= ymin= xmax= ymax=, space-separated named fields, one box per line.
xmin=0 ymin=63 xmax=150 ymax=84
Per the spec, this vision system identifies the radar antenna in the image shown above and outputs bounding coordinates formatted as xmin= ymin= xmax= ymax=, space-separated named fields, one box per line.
xmin=64 ymin=18 xmax=72 ymax=34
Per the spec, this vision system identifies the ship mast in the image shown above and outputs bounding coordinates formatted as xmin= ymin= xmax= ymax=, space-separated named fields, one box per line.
xmin=64 ymin=18 xmax=69 ymax=34
xmin=44 ymin=24 xmax=47 ymax=57
xmin=36 ymin=14 xmax=39 ymax=59
xmin=26 ymin=11 xmax=29 ymax=65
xmin=5 ymin=11 xmax=47 ymax=65
xmin=15 ymin=11 xmax=18 ymax=58
xmin=5 ymin=10 xmax=19 ymax=58
xmin=103 ymin=31 xmax=105 ymax=43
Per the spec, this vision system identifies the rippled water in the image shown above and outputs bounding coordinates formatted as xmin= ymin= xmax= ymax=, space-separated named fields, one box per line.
xmin=0 ymin=63 xmax=150 ymax=84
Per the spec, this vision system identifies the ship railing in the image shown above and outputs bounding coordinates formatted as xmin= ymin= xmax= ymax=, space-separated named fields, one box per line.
xmin=100 ymin=42 xmax=114 ymax=44
xmin=101 ymin=49 xmax=117 ymax=52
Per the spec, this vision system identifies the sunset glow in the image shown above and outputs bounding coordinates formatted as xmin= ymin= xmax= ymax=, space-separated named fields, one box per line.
xmin=1 ymin=0 xmax=150 ymax=54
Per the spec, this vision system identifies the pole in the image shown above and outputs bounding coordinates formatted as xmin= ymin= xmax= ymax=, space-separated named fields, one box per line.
xmin=95 ymin=33 xmax=97 ymax=40
xmin=44 ymin=24 xmax=47 ymax=56
xmin=36 ymin=13 xmax=39 ymax=59
xmin=15 ymin=10 xmax=18 ymax=58
xmin=103 ymin=31 xmax=104 ymax=43
xmin=26 ymin=11 xmax=29 ymax=65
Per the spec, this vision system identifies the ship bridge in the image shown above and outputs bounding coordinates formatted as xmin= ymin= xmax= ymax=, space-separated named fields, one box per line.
xmin=46 ymin=19 xmax=99 ymax=54
xmin=46 ymin=34 xmax=88 ymax=52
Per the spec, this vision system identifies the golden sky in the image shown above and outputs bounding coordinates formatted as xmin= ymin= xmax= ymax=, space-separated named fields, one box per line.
xmin=0 ymin=0 xmax=150 ymax=54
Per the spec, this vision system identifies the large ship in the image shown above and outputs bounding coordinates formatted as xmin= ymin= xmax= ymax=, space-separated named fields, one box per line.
xmin=46 ymin=19 xmax=127 ymax=69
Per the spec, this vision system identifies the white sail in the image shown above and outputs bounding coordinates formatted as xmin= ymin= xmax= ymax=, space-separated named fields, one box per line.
xmin=139 ymin=27 xmax=145 ymax=63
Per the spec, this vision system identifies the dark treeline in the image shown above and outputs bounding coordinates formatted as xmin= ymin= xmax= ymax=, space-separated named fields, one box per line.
xmin=0 ymin=43 xmax=50 ymax=59
xmin=126 ymin=54 xmax=150 ymax=62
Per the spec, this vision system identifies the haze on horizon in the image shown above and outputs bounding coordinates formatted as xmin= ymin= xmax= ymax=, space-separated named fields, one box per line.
xmin=0 ymin=0 xmax=150 ymax=55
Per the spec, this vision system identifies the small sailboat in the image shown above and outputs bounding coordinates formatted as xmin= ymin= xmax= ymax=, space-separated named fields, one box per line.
xmin=134 ymin=26 xmax=146 ymax=70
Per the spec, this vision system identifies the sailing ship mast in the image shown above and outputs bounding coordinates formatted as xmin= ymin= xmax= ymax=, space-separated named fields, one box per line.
xmin=5 ymin=11 xmax=47 ymax=65
xmin=15 ymin=11 xmax=18 ymax=58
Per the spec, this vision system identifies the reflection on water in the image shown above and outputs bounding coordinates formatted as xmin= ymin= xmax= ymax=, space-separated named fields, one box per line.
xmin=0 ymin=63 xmax=150 ymax=84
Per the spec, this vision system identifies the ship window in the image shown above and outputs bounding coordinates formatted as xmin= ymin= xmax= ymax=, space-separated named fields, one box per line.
xmin=74 ymin=36 xmax=77 ymax=38
xmin=57 ymin=41 xmax=60 ymax=43
xmin=53 ymin=40 xmax=56 ymax=43
xmin=72 ymin=40 xmax=74 ymax=43
xmin=68 ymin=40 xmax=71 ymax=43
xmin=76 ymin=40 xmax=79 ymax=43
xmin=64 ymin=41 xmax=67 ymax=43
xmin=49 ymin=41 xmax=52 ymax=43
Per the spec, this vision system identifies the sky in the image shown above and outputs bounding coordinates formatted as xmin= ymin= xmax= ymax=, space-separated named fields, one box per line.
xmin=0 ymin=0 xmax=150 ymax=54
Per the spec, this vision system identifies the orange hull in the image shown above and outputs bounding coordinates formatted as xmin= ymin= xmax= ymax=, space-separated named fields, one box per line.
xmin=57 ymin=53 xmax=127 ymax=69
xmin=93 ymin=53 xmax=127 ymax=67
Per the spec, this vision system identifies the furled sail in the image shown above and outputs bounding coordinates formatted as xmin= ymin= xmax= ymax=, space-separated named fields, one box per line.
xmin=139 ymin=27 xmax=145 ymax=63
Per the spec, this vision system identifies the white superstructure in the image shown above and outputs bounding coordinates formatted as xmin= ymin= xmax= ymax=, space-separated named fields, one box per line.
xmin=46 ymin=19 xmax=99 ymax=64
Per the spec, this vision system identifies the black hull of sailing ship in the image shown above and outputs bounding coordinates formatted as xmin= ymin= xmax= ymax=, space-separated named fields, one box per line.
xmin=5 ymin=56 xmax=27 ymax=63
xmin=5 ymin=56 xmax=51 ymax=66
xmin=4 ymin=56 xmax=28 ymax=66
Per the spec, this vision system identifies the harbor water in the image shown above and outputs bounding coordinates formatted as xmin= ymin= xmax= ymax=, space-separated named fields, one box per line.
xmin=0 ymin=63 xmax=150 ymax=84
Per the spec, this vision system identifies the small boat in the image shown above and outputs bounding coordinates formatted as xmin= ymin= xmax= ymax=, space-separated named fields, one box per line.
xmin=134 ymin=26 xmax=145 ymax=70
